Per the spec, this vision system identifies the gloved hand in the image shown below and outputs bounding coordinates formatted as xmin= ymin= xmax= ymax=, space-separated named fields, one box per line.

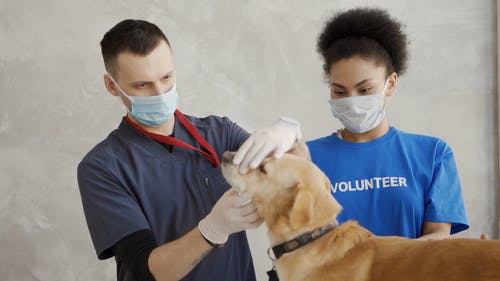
xmin=199 ymin=188 xmax=262 ymax=245
xmin=233 ymin=117 xmax=302 ymax=174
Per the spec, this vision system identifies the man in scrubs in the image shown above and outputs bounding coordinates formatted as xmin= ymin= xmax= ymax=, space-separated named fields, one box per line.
xmin=77 ymin=19 xmax=302 ymax=281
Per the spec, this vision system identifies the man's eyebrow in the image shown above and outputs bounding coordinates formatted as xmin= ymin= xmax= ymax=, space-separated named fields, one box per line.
xmin=162 ymin=70 xmax=174 ymax=77
xmin=129 ymin=80 xmax=152 ymax=86
xmin=128 ymin=71 xmax=175 ymax=86
xmin=330 ymin=82 xmax=346 ymax=88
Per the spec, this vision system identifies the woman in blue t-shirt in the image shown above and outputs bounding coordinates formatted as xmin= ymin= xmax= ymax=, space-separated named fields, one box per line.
xmin=307 ymin=7 xmax=469 ymax=239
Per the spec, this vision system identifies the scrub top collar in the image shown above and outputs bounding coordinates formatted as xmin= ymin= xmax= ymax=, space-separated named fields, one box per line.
xmin=116 ymin=116 xmax=190 ymax=165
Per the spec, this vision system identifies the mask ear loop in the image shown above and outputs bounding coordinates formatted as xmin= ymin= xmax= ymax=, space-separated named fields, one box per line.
xmin=381 ymin=77 xmax=393 ymax=110
xmin=106 ymin=74 xmax=135 ymax=115
xmin=106 ymin=74 xmax=133 ymax=100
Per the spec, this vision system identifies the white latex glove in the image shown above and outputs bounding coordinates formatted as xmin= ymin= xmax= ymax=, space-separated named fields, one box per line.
xmin=233 ymin=117 xmax=302 ymax=174
xmin=198 ymin=188 xmax=262 ymax=245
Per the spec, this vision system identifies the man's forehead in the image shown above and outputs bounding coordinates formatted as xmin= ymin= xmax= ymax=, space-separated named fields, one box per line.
xmin=114 ymin=43 xmax=174 ymax=82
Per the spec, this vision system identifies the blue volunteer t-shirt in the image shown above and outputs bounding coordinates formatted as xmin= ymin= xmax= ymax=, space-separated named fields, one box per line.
xmin=78 ymin=114 xmax=255 ymax=281
xmin=307 ymin=127 xmax=469 ymax=238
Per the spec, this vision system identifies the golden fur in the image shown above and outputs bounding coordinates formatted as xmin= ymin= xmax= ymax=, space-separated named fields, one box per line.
xmin=222 ymin=153 xmax=500 ymax=281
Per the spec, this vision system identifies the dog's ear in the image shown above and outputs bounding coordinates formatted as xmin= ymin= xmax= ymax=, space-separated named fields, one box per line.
xmin=319 ymin=172 xmax=343 ymax=217
xmin=323 ymin=172 xmax=332 ymax=193
xmin=289 ymin=187 xmax=314 ymax=229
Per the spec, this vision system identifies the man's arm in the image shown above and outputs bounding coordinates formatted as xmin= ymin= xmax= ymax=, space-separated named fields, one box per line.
xmin=148 ymin=227 xmax=213 ymax=281
xmin=149 ymin=188 xmax=261 ymax=280
xmin=112 ymin=228 xmax=211 ymax=281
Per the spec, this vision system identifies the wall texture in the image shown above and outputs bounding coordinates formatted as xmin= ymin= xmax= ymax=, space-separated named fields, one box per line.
xmin=0 ymin=0 xmax=497 ymax=280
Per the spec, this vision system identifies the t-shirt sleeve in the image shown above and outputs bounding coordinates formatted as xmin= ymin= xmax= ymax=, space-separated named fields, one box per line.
xmin=77 ymin=158 xmax=151 ymax=259
xmin=222 ymin=117 xmax=250 ymax=151
xmin=424 ymin=144 xmax=469 ymax=234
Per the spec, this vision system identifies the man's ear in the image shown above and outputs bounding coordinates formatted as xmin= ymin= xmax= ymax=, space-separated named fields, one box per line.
xmin=103 ymin=74 xmax=120 ymax=97
xmin=289 ymin=187 xmax=314 ymax=230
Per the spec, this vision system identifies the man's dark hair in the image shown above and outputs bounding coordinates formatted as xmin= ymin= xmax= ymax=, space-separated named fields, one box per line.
xmin=100 ymin=19 xmax=171 ymax=76
xmin=317 ymin=7 xmax=408 ymax=77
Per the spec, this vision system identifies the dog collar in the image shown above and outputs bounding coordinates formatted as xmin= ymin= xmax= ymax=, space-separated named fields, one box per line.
xmin=268 ymin=222 xmax=338 ymax=260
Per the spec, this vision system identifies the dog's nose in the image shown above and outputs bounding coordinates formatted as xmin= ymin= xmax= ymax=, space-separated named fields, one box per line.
xmin=222 ymin=151 xmax=235 ymax=164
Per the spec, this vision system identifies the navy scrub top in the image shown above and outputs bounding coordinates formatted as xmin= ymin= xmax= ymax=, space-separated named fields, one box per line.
xmin=77 ymin=114 xmax=255 ymax=281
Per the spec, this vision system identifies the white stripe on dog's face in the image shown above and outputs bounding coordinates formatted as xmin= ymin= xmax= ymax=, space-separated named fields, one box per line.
xmin=221 ymin=160 xmax=247 ymax=192
xmin=221 ymin=154 xmax=299 ymax=199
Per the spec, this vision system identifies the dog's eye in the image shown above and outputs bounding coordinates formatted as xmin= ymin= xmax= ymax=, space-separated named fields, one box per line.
xmin=259 ymin=165 xmax=267 ymax=174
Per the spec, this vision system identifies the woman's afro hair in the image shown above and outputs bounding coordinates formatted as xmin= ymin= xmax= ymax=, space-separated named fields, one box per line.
xmin=317 ymin=7 xmax=408 ymax=76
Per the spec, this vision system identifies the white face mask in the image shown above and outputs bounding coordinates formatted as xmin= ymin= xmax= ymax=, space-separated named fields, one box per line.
xmin=329 ymin=79 xmax=390 ymax=134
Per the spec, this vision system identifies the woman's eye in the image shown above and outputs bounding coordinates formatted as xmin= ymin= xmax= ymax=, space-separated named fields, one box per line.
xmin=360 ymin=88 xmax=372 ymax=94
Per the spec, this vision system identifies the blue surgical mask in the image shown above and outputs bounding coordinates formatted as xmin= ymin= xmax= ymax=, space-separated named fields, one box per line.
xmin=329 ymin=79 xmax=390 ymax=134
xmin=108 ymin=75 xmax=178 ymax=127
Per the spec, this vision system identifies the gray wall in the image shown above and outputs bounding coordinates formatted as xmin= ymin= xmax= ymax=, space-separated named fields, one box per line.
xmin=0 ymin=0 xmax=497 ymax=280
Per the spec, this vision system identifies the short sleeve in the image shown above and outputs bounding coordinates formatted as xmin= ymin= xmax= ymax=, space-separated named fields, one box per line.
xmin=77 ymin=158 xmax=151 ymax=259
xmin=424 ymin=145 xmax=469 ymax=234
xmin=222 ymin=117 xmax=250 ymax=151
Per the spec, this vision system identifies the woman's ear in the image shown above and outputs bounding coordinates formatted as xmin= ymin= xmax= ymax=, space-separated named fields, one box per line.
xmin=386 ymin=72 xmax=398 ymax=97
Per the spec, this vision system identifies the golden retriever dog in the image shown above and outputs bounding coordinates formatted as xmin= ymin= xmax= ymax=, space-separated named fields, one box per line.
xmin=221 ymin=152 xmax=500 ymax=281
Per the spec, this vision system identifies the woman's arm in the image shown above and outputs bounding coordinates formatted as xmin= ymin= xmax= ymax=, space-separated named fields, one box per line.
xmin=417 ymin=222 xmax=451 ymax=240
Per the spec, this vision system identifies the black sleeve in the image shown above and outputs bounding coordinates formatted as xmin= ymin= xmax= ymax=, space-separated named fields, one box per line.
xmin=112 ymin=229 xmax=158 ymax=281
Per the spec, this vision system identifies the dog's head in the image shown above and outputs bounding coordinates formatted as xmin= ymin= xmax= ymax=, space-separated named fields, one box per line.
xmin=221 ymin=152 xmax=342 ymax=243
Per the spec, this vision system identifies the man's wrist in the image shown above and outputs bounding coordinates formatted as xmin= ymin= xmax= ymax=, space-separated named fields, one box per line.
xmin=198 ymin=220 xmax=227 ymax=248
xmin=200 ymin=233 xmax=225 ymax=248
